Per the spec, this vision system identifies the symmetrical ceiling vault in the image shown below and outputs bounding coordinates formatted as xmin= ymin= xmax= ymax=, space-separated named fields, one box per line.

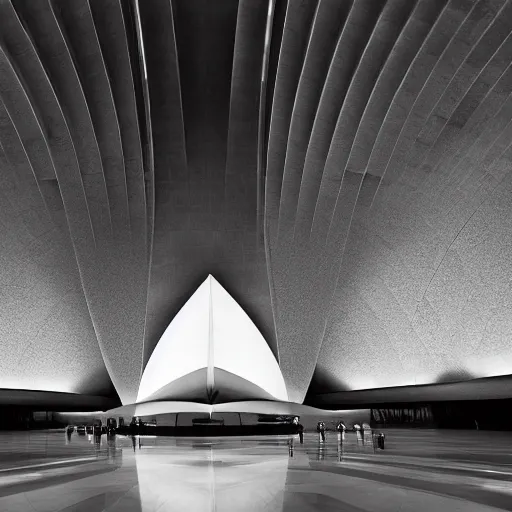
xmin=0 ymin=0 xmax=512 ymax=409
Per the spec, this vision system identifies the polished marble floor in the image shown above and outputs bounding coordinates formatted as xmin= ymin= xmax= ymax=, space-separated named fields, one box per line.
xmin=0 ymin=429 xmax=511 ymax=511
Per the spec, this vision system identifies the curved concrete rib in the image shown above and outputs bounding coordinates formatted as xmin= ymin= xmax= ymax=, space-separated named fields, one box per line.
xmin=88 ymin=0 xmax=147 ymax=253
xmin=440 ymin=95 xmax=512 ymax=211
xmin=267 ymin=0 xmax=389 ymax=404
xmin=0 ymin=6 xmax=95 ymax=252
xmin=136 ymin=0 xmax=187 ymax=368
xmin=0 ymin=5 xmax=118 ymax=396
xmin=88 ymin=0 xmax=150 ymax=384
xmin=310 ymin=0 xmax=418 ymax=248
xmin=325 ymin=0 xmax=444 ymax=257
xmin=226 ymin=0 xmax=267 ymax=234
xmin=137 ymin=0 xmax=187 ymax=185
xmin=302 ymin=0 xmax=422 ymax=396
xmin=265 ymin=0 xmax=317 ymax=250
xmin=9 ymin=0 xmax=149 ymax=404
xmin=396 ymin=2 xmax=512 ymax=200
xmin=361 ymin=0 xmax=477 ymax=211
xmin=413 ymin=32 xmax=512 ymax=198
xmin=277 ymin=0 xmax=350 ymax=242
xmin=311 ymin=1 xmax=455 ymax=387
xmin=139 ymin=0 xmax=279 ymax=381
xmin=127 ymin=0 xmax=154 ymax=263
xmin=432 ymin=109 xmax=512 ymax=234
xmin=372 ymin=3 xmax=512 ymax=326
xmin=294 ymin=0 xmax=386 ymax=243
xmin=322 ymin=1 xmax=448 ymax=345
xmin=425 ymin=61 xmax=512 ymax=200
xmin=52 ymin=0 xmax=131 ymax=244
xmin=12 ymin=0 xmax=112 ymax=242
xmin=372 ymin=0 xmax=506 ymax=204
xmin=224 ymin=0 xmax=278 ymax=360
xmin=336 ymin=0 xmax=448 ymax=220
xmin=0 ymin=40 xmax=62 ymax=231
xmin=0 ymin=11 xmax=56 ymax=186
xmin=279 ymin=0 xmax=417 ymax=397
xmin=314 ymin=1 xmax=512 ymax=394
xmin=0 ymin=98 xmax=54 ymax=235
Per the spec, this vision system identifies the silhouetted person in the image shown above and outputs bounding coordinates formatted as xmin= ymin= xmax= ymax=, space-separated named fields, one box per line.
xmin=317 ymin=421 xmax=326 ymax=442
xmin=293 ymin=417 xmax=304 ymax=444
xmin=336 ymin=421 xmax=346 ymax=432
xmin=354 ymin=423 xmax=363 ymax=445
xmin=131 ymin=435 xmax=136 ymax=452
xmin=93 ymin=425 xmax=102 ymax=447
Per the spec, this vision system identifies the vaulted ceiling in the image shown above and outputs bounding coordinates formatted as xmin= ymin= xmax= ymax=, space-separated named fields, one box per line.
xmin=0 ymin=0 xmax=511 ymax=409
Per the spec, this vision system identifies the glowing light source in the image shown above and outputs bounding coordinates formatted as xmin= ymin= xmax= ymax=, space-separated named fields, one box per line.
xmin=137 ymin=275 xmax=288 ymax=403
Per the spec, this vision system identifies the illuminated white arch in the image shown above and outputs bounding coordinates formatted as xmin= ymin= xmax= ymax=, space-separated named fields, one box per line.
xmin=137 ymin=275 xmax=288 ymax=403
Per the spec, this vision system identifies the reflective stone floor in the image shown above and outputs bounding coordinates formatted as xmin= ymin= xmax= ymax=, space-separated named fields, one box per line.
xmin=0 ymin=429 xmax=512 ymax=511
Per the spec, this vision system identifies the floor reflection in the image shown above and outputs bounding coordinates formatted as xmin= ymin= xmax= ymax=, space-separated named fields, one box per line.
xmin=0 ymin=430 xmax=512 ymax=511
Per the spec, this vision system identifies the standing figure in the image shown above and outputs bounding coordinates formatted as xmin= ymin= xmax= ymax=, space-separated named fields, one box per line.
xmin=294 ymin=417 xmax=304 ymax=444
xmin=317 ymin=421 xmax=326 ymax=442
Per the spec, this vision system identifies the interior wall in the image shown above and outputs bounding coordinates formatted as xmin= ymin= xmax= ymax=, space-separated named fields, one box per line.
xmin=371 ymin=399 xmax=512 ymax=430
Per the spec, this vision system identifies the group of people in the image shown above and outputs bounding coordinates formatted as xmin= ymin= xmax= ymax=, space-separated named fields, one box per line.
xmin=292 ymin=418 xmax=348 ymax=444
xmin=292 ymin=419 xmax=385 ymax=449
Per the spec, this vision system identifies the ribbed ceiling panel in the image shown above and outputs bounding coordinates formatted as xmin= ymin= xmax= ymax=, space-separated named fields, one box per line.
xmin=1 ymin=0 xmax=512 ymax=407
xmin=0 ymin=4 xmax=113 ymax=397
xmin=310 ymin=0 xmax=512 ymax=395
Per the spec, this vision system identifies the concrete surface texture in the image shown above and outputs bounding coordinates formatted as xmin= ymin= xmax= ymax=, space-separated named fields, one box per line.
xmin=2 ymin=0 xmax=512 ymax=409
xmin=0 ymin=429 xmax=512 ymax=511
